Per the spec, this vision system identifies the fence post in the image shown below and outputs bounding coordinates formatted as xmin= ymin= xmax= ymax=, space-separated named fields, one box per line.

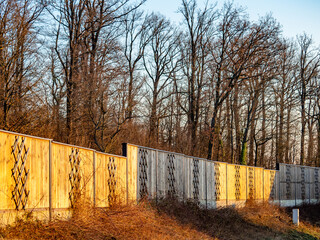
xmin=122 ymin=143 xmax=129 ymax=204
xmin=246 ymin=166 xmax=247 ymax=203
xmin=277 ymin=163 xmax=281 ymax=207
xmin=226 ymin=164 xmax=228 ymax=206
xmin=156 ymin=150 xmax=158 ymax=204
xmin=262 ymin=169 xmax=264 ymax=202
xmin=294 ymin=166 xmax=297 ymax=206
xmin=93 ymin=150 xmax=96 ymax=207
xmin=49 ymin=140 xmax=52 ymax=221
xmin=205 ymin=160 xmax=207 ymax=209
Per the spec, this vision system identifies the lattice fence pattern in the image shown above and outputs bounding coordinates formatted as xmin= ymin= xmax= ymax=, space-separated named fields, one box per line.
xmin=69 ymin=148 xmax=81 ymax=208
xmin=235 ymin=166 xmax=241 ymax=200
xmin=301 ymin=167 xmax=306 ymax=199
xmin=167 ymin=154 xmax=176 ymax=196
xmin=315 ymin=169 xmax=319 ymax=200
xmin=138 ymin=149 xmax=148 ymax=198
xmin=108 ymin=157 xmax=117 ymax=204
xmin=214 ymin=164 xmax=221 ymax=201
xmin=248 ymin=167 xmax=254 ymax=200
xmin=11 ymin=136 xmax=30 ymax=210
xmin=285 ymin=166 xmax=291 ymax=199
xmin=192 ymin=159 xmax=199 ymax=201
xmin=270 ymin=171 xmax=276 ymax=200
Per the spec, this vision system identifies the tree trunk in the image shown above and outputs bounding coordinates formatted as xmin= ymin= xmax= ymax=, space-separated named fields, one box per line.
xmin=285 ymin=107 xmax=291 ymax=164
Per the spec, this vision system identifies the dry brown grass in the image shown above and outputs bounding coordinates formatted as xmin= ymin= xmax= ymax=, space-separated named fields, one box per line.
xmin=1 ymin=199 xmax=320 ymax=240
xmin=154 ymin=199 xmax=320 ymax=240
xmin=238 ymin=202 xmax=320 ymax=239
xmin=0 ymin=201 xmax=213 ymax=240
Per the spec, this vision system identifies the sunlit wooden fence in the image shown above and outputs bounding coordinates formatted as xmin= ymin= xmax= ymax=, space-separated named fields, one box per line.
xmin=0 ymin=130 xmax=129 ymax=225
xmin=0 ymin=130 xmax=319 ymax=225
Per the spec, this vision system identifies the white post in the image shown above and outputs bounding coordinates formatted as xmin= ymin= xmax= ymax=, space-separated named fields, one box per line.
xmin=292 ymin=209 xmax=299 ymax=226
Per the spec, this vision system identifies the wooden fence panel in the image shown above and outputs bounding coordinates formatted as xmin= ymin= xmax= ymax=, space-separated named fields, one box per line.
xmin=0 ymin=131 xmax=50 ymax=224
xmin=149 ymin=149 xmax=157 ymax=197
xmin=255 ymin=168 xmax=264 ymax=200
xmin=206 ymin=161 xmax=216 ymax=208
xmin=279 ymin=164 xmax=295 ymax=202
xmin=226 ymin=164 xmax=236 ymax=203
xmin=214 ymin=162 xmax=227 ymax=207
xmin=124 ymin=144 xmax=138 ymax=202
xmin=239 ymin=166 xmax=247 ymax=201
xmin=0 ymin=132 xmax=49 ymax=209
xmin=246 ymin=167 xmax=256 ymax=200
xmin=184 ymin=157 xmax=193 ymax=200
xmin=156 ymin=151 xmax=166 ymax=198
xmin=315 ymin=168 xmax=320 ymax=201
xmin=95 ymin=152 xmax=127 ymax=207
xmin=264 ymin=170 xmax=277 ymax=201
xmin=51 ymin=142 xmax=94 ymax=210
xmin=197 ymin=158 xmax=206 ymax=205
xmin=174 ymin=153 xmax=184 ymax=199
xmin=309 ymin=168 xmax=315 ymax=202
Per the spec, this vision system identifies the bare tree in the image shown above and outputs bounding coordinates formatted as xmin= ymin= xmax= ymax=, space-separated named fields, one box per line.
xmin=0 ymin=0 xmax=42 ymax=131
xmin=123 ymin=9 xmax=149 ymax=121
xmin=142 ymin=13 xmax=179 ymax=145
xmin=179 ymin=0 xmax=216 ymax=154
xmin=296 ymin=34 xmax=320 ymax=165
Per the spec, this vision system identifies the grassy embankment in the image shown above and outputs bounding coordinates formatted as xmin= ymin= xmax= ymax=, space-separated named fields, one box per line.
xmin=1 ymin=199 xmax=319 ymax=240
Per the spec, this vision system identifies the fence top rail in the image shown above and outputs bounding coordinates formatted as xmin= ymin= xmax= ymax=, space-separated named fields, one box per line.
xmin=277 ymin=162 xmax=320 ymax=170
xmin=126 ymin=143 xmax=212 ymax=162
xmin=212 ymin=161 xmax=269 ymax=170
xmin=0 ymin=129 xmax=52 ymax=141
xmin=95 ymin=150 xmax=127 ymax=160
xmin=125 ymin=143 xmax=272 ymax=170
xmin=52 ymin=141 xmax=95 ymax=151
xmin=52 ymin=141 xmax=127 ymax=159
xmin=0 ymin=129 xmax=127 ymax=160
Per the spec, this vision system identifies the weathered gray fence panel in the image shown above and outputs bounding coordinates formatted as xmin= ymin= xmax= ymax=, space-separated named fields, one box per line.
xmin=157 ymin=151 xmax=167 ymax=197
xmin=135 ymin=146 xmax=320 ymax=208
xmin=206 ymin=161 xmax=216 ymax=208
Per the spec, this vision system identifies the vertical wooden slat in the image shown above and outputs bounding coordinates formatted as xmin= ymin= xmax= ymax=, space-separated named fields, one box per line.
xmin=93 ymin=151 xmax=96 ymax=207
xmin=49 ymin=140 xmax=52 ymax=221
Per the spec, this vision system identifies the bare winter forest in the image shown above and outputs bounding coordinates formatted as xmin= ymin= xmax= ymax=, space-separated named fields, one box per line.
xmin=0 ymin=0 xmax=319 ymax=168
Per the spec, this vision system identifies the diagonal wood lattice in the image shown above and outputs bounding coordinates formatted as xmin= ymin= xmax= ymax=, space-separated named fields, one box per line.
xmin=270 ymin=171 xmax=276 ymax=200
xmin=235 ymin=166 xmax=241 ymax=200
xmin=315 ymin=169 xmax=319 ymax=200
xmin=138 ymin=149 xmax=148 ymax=198
xmin=301 ymin=167 xmax=306 ymax=199
xmin=167 ymin=154 xmax=176 ymax=197
xmin=69 ymin=148 xmax=81 ymax=208
xmin=248 ymin=167 xmax=255 ymax=200
xmin=214 ymin=164 xmax=221 ymax=201
xmin=285 ymin=166 xmax=291 ymax=199
xmin=108 ymin=157 xmax=117 ymax=204
xmin=192 ymin=159 xmax=199 ymax=201
xmin=11 ymin=136 xmax=30 ymax=210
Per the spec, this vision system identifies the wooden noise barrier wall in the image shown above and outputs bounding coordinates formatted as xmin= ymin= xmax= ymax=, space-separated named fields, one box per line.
xmin=0 ymin=130 xmax=319 ymax=225
xmin=0 ymin=130 xmax=129 ymax=225
xmin=121 ymin=143 xmax=320 ymax=208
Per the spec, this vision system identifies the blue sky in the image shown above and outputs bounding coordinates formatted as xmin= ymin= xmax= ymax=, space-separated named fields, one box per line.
xmin=142 ymin=0 xmax=320 ymax=46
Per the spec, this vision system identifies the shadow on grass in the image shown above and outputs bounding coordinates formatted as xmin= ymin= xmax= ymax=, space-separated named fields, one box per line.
xmin=285 ymin=230 xmax=318 ymax=240
xmin=286 ymin=203 xmax=320 ymax=227
xmin=1 ymin=198 xmax=319 ymax=240
xmin=151 ymin=197 xmax=320 ymax=240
